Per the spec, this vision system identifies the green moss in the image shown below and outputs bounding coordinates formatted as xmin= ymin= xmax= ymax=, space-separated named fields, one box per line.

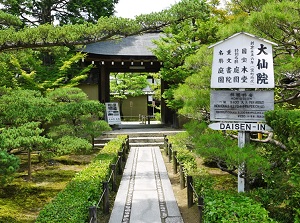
xmin=0 ymin=157 xmax=90 ymax=222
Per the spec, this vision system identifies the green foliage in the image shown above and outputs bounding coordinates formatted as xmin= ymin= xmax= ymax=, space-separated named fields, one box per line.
xmin=46 ymin=87 xmax=108 ymax=141
xmin=0 ymin=0 xmax=219 ymax=53
xmin=110 ymin=72 xmax=149 ymax=99
xmin=52 ymin=136 xmax=92 ymax=156
xmin=0 ymin=10 xmax=22 ymax=28
xmin=0 ymin=89 xmax=54 ymax=125
xmin=248 ymin=188 xmax=294 ymax=222
xmin=82 ymin=120 xmax=112 ymax=141
xmin=193 ymin=169 xmax=215 ymax=195
xmin=0 ymin=87 xmax=109 ymax=182
xmin=265 ymin=109 xmax=300 ymax=149
xmin=152 ymin=0 xmax=213 ymax=111
xmin=174 ymin=45 xmax=212 ymax=120
xmin=0 ymin=0 xmax=118 ymax=25
xmin=203 ymin=190 xmax=276 ymax=223
xmin=0 ymin=122 xmax=51 ymax=152
xmin=36 ymin=135 xmax=127 ymax=223
xmin=167 ymin=131 xmax=197 ymax=173
xmin=0 ymin=50 xmax=92 ymax=92
xmin=47 ymin=87 xmax=88 ymax=102
xmin=265 ymin=109 xmax=300 ymax=221
xmin=185 ymin=120 xmax=270 ymax=180
xmin=0 ymin=151 xmax=19 ymax=186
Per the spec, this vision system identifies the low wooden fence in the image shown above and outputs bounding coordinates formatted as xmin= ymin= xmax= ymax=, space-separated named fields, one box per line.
xmin=88 ymin=138 xmax=130 ymax=223
xmin=164 ymin=135 xmax=204 ymax=223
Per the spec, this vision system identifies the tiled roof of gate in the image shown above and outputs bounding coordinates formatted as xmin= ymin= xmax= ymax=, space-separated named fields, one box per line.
xmin=82 ymin=33 xmax=161 ymax=56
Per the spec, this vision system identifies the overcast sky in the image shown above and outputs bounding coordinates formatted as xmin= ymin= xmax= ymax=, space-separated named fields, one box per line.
xmin=114 ymin=0 xmax=179 ymax=18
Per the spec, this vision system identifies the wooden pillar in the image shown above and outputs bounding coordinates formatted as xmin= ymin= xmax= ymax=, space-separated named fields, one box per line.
xmin=99 ymin=65 xmax=110 ymax=103
xmin=160 ymin=79 xmax=177 ymax=126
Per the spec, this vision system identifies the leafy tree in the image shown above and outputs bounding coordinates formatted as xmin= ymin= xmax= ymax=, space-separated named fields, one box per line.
xmin=0 ymin=49 xmax=93 ymax=94
xmin=173 ymin=45 xmax=213 ymax=120
xmin=0 ymin=122 xmax=51 ymax=180
xmin=46 ymin=87 xmax=110 ymax=144
xmin=0 ymin=0 xmax=119 ymax=26
xmin=0 ymin=89 xmax=54 ymax=180
xmin=152 ymin=0 xmax=217 ymax=112
xmin=110 ymin=72 xmax=148 ymax=118
xmin=0 ymin=87 xmax=110 ymax=181
xmin=264 ymin=110 xmax=300 ymax=221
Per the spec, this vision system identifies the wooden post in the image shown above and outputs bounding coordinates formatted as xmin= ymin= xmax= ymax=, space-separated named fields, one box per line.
xmin=168 ymin=144 xmax=172 ymax=163
xmin=126 ymin=135 xmax=130 ymax=154
xmin=187 ymin=175 xmax=194 ymax=208
xmin=121 ymin=143 xmax=126 ymax=161
xmin=198 ymin=197 xmax=204 ymax=223
xmin=164 ymin=135 xmax=168 ymax=156
xmin=103 ymin=181 xmax=110 ymax=214
xmin=89 ymin=206 xmax=97 ymax=223
xmin=118 ymin=152 xmax=123 ymax=174
xmin=111 ymin=164 xmax=117 ymax=192
xmin=238 ymin=131 xmax=250 ymax=192
xmin=173 ymin=151 xmax=178 ymax=174
xmin=180 ymin=164 xmax=185 ymax=189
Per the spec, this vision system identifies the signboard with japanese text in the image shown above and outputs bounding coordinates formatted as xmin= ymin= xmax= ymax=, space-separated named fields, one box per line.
xmin=105 ymin=102 xmax=121 ymax=125
xmin=209 ymin=32 xmax=277 ymax=89
xmin=210 ymin=90 xmax=274 ymax=121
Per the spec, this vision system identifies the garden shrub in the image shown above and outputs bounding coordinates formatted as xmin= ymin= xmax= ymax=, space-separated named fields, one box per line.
xmin=36 ymin=135 xmax=127 ymax=223
xmin=247 ymin=188 xmax=294 ymax=223
xmin=167 ymin=132 xmax=197 ymax=173
xmin=203 ymin=190 xmax=277 ymax=223
xmin=0 ymin=151 xmax=19 ymax=186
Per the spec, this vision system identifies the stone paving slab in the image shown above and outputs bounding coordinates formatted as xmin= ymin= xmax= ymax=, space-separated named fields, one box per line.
xmin=109 ymin=146 xmax=183 ymax=223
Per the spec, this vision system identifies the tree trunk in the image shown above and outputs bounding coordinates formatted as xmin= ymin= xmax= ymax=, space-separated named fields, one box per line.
xmin=28 ymin=148 xmax=32 ymax=181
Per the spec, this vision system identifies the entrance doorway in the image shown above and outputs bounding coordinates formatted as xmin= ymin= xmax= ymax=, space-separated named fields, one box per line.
xmin=79 ymin=32 xmax=176 ymax=127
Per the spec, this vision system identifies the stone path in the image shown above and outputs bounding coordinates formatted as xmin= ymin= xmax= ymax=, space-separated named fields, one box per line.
xmin=109 ymin=146 xmax=183 ymax=223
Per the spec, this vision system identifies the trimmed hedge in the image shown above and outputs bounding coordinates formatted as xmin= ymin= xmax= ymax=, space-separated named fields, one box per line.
xmin=203 ymin=190 xmax=277 ymax=223
xmin=167 ymin=132 xmax=197 ymax=173
xmin=36 ymin=135 xmax=128 ymax=223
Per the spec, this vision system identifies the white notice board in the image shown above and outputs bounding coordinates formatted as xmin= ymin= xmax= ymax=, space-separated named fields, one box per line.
xmin=105 ymin=102 xmax=121 ymax=125
xmin=210 ymin=33 xmax=276 ymax=89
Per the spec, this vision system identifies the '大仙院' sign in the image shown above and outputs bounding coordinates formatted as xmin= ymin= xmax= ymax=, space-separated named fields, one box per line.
xmin=209 ymin=32 xmax=277 ymax=89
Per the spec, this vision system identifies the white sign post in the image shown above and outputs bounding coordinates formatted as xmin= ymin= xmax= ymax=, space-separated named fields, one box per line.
xmin=208 ymin=32 xmax=277 ymax=192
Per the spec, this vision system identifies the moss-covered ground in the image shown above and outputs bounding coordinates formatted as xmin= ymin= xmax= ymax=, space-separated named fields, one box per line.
xmin=0 ymin=151 xmax=97 ymax=223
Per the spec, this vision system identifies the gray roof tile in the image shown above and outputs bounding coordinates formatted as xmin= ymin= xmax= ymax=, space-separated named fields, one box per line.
xmin=82 ymin=33 xmax=161 ymax=56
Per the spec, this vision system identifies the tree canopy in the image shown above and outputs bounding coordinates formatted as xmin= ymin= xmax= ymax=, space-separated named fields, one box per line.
xmin=0 ymin=0 xmax=212 ymax=52
xmin=0 ymin=0 xmax=119 ymax=26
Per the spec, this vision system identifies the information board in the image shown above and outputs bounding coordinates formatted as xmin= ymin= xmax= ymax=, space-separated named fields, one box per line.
xmin=105 ymin=102 xmax=121 ymax=125
xmin=210 ymin=90 xmax=274 ymax=121
xmin=210 ymin=33 xmax=276 ymax=89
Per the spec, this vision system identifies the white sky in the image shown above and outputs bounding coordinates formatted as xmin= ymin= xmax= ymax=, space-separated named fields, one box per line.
xmin=114 ymin=0 xmax=179 ymax=18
